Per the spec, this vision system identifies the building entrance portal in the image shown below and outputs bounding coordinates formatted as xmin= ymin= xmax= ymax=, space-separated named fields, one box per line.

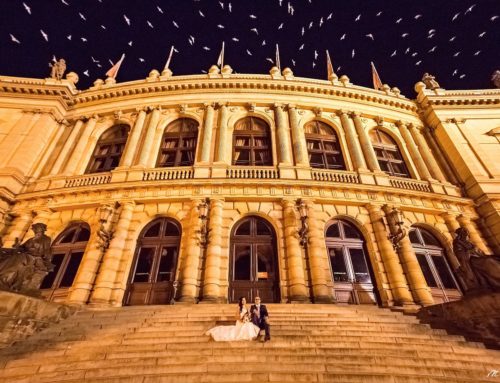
xmin=325 ymin=220 xmax=379 ymax=305
xmin=125 ymin=218 xmax=180 ymax=305
xmin=229 ymin=216 xmax=280 ymax=303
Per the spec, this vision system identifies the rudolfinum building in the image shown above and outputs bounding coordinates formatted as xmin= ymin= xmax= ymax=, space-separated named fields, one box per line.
xmin=0 ymin=66 xmax=499 ymax=308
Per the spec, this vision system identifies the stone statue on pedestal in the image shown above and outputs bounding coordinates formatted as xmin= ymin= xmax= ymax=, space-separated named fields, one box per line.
xmin=49 ymin=58 xmax=66 ymax=80
xmin=422 ymin=73 xmax=440 ymax=90
xmin=453 ymin=227 xmax=500 ymax=292
xmin=492 ymin=70 xmax=500 ymax=89
xmin=0 ymin=223 xmax=53 ymax=296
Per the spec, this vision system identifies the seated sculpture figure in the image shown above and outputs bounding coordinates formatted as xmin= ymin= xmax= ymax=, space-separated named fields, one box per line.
xmin=0 ymin=223 xmax=53 ymax=295
xmin=453 ymin=227 xmax=500 ymax=292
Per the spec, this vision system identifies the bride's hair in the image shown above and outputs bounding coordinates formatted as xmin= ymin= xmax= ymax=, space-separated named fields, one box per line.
xmin=238 ymin=296 xmax=245 ymax=313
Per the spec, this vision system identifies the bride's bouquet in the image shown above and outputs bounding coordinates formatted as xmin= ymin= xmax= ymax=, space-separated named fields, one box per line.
xmin=240 ymin=311 xmax=251 ymax=323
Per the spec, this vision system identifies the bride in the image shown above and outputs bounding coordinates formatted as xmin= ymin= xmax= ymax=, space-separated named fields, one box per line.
xmin=205 ymin=297 xmax=261 ymax=341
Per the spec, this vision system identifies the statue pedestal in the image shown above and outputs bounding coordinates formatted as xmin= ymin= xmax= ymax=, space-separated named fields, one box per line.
xmin=0 ymin=290 xmax=77 ymax=348
xmin=417 ymin=291 xmax=500 ymax=349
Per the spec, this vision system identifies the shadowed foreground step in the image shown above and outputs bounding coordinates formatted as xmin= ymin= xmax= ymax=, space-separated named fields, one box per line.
xmin=0 ymin=304 xmax=498 ymax=383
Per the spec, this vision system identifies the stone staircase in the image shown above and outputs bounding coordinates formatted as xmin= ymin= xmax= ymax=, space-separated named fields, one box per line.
xmin=0 ymin=304 xmax=498 ymax=383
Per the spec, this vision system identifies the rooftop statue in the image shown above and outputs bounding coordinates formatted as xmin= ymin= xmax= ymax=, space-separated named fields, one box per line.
xmin=49 ymin=58 xmax=66 ymax=81
xmin=422 ymin=73 xmax=440 ymax=90
xmin=492 ymin=70 xmax=500 ymax=89
xmin=453 ymin=227 xmax=500 ymax=292
xmin=0 ymin=223 xmax=53 ymax=296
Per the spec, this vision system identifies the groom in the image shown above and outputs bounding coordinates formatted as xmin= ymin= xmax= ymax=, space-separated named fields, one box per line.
xmin=250 ymin=296 xmax=271 ymax=342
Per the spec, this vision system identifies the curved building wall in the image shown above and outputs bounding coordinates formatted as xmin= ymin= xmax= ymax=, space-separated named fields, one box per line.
xmin=0 ymin=72 xmax=498 ymax=307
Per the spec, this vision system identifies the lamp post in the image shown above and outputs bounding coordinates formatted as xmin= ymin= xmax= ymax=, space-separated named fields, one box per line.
xmin=386 ymin=206 xmax=406 ymax=250
xmin=296 ymin=199 xmax=309 ymax=248
xmin=198 ymin=198 xmax=210 ymax=248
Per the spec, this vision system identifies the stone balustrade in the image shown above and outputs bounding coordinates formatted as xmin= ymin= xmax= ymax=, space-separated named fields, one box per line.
xmin=226 ymin=166 xmax=280 ymax=179
xmin=64 ymin=173 xmax=112 ymax=188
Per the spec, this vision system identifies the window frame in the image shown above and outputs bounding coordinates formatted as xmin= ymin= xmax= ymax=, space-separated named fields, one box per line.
xmin=304 ymin=121 xmax=346 ymax=170
xmin=86 ymin=124 xmax=130 ymax=174
xmin=370 ymin=128 xmax=410 ymax=178
xmin=156 ymin=118 xmax=199 ymax=168
xmin=232 ymin=117 xmax=273 ymax=166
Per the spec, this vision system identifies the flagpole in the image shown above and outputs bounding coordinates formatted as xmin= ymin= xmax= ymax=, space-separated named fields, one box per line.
xmin=275 ymin=44 xmax=281 ymax=71
xmin=164 ymin=45 xmax=175 ymax=72
xmin=221 ymin=41 xmax=225 ymax=69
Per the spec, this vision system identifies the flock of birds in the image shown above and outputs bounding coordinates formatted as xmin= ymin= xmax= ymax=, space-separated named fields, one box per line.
xmin=5 ymin=0 xmax=498 ymax=91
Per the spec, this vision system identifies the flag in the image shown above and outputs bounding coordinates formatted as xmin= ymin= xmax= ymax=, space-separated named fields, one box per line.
xmin=163 ymin=46 xmax=175 ymax=71
xmin=275 ymin=44 xmax=281 ymax=71
xmin=106 ymin=53 xmax=125 ymax=79
xmin=326 ymin=50 xmax=335 ymax=80
xmin=371 ymin=61 xmax=383 ymax=90
xmin=217 ymin=41 xmax=225 ymax=68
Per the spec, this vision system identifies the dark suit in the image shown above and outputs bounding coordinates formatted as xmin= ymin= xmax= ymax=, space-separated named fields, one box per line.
xmin=250 ymin=304 xmax=270 ymax=340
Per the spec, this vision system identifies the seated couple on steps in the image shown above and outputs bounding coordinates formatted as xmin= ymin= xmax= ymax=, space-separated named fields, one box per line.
xmin=206 ymin=296 xmax=271 ymax=342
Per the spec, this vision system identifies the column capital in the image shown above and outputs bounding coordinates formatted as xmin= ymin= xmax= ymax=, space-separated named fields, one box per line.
xmin=203 ymin=102 xmax=216 ymax=109
xmin=215 ymin=102 xmax=228 ymax=109
xmin=395 ymin=120 xmax=407 ymax=128
xmin=348 ymin=111 xmax=361 ymax=118
xmin=246 ymin=102 xmax=256 ymax=112
xmin=273 ymin=103 xmax=285 ymax=110
xmin=336 ymin=109 xmax=348 ymax=117
xmin=286 ymin=103 xmax=297 ymax=110
xmin=119 ymin=200 xmax=136 ymax=210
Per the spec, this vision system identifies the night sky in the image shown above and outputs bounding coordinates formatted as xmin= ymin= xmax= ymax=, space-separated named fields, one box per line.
xmin=0 ymin=0 xmax=498 ymax=97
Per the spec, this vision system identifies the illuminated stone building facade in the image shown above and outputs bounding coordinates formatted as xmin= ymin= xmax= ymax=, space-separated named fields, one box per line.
xmin=0 ymin=67 xmax=498 ymax=308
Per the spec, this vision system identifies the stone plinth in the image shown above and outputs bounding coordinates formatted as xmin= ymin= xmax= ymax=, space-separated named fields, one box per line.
xmin=0 ymin=290 xmax=77 ymax=348
xmin=417 ymin=292 xmax=500 ymax=349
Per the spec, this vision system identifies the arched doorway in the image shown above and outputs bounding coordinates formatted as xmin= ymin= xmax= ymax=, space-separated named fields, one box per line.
xmin=41 ymin=222 xmax=90 ymax=302
xmin=325 ymin=220 xmax=378 ymax=305
xmin=409 ymin=226 xmax=462 ymax=303
xmin=125 ymin=218 xmax=181 ymax=305
xmin=229 ymin=216 xmax=279 ymax=303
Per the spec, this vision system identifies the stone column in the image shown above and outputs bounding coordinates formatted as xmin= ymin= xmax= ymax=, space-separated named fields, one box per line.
xmin=350 ymin=112 xmax=381 ymax=172
xmin=89 ymin=202 xmax=135 ymax=305
xmin=120 ymin=109 xmax=147 ymax=167
xmin=137 ymin=108 xmax=161 ymax=167
xmin=200 ymin=103 xmax=215 ymax=163
xmin=288 ymin=105 xmax=308 ymax=166
xmin=282 ymin=199 xmax=309 ymax=301
xmin=274 ymin=104 xmax=292 ymax=164
xmin=337 ymin=110 xmax=367 ymax=171
xmin=423 ymin=127 xmax=459 ymax=184
xmin=366 ymin=204 xmax=414 ymax=306
xmin=408 ymin=125 xmax=446 ymax=183
xmin=305 ymin=200 xmax=334 ymax=303
xmin=215 ymin=104 xmax=229 ymax=163
xmin=179 ymin=199 xmax=203 ymax=302
xmin=441 ymin=213 xmax=461 ymax=270
xmin=202 ymin=198 xmax=224 ymax=301
xmin=2 ymin=210 xmax=34 ymax=247
xmin=397 ymin=121 xmax=432 ymax=181
xmin=64 ymin=116 xmax=98 ymax=175
xmin=383 ymin=206 xmax=434 ymax=306
xmin=50 ymin=119 xmax=84 ymax=175
xmin=30 ymin=119 xmax=68 ymax=179
xmin=457 ymin=214 xmax=491 ymax=254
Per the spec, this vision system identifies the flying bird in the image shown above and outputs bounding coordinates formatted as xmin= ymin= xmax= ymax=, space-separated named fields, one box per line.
xmin=217 ymin=24 xmax=224 ymax=29
xmin=452 ymin=69 xmax=458 ymax=76
xmin=249 ymin=14 xmax=257 ymax=19
xmin=396 ymin=18 xmax=402 ymax=23
xmin=376 ymin=11 xmax=382 ymax=16
xmin=203 ymin=46 xmax=210 ymax=51
xmin=355 ymin=14 xmax=361 ymax=21
xmin=459 ymin=74 xmax=466 ymax=79
xmin=312 ymin=62 xmax=316 ymax=68
xmin=147 ymin=20 xmax=154 ymax=28
xmin=246 ymin=49 xmax=252 ymax=56
xmin=308 ymin=21 xmax=313 ymax=29
xmin=157 ymin=6 xmax=163 ymax=13
xmin=261 ymin=40 xmax=266 ymax=46
xmin=453 ymin=51 xmax=461 ymax=57
xmin=173 ymin=20 xmax=179 ymax=28
xmin=465 ymin=4 xmax=476 ymax=14
xmin=67 ymin=35 xmax=72 ymax=40
xmin=101 ymin=25 xmax=106 ymax=29
xmin=123 ymin=15 xmax=131 ymax=26
xmin=428 ymin=29 xmax=436 ymax=34
xmin=351 ymin=49 xmax=355 ymax=58
xmin=319 ymin=17 xmax=324 ymax=27
xmin=10 ymin=34 xmax=20 ymax=44
xmin=452 ymin=13 xmax=460 ymax=21
xmin=390 ymin=50 xmax=397 ymax=57
xmin=449 ymin=36 xmax=456 ymax=42
xmin=219 ymin=1 xmax=224 ymax=9
xmin=278 ymin=23 xmax=284 ymax=30
xmin=139 ymin=58 xmax=145 ymax=62
xmin=228 ymin=3 xmax=232 ymax=12
xmin=428 ymin=46 xmax=437 ymax=53
xmin=250 ymin=28 xmax=258 ymax=35
xmin=61 ymin=0 xmax=69 ymax=5
xmin=415 ymin=60 xmax=422 ymax=66
xmin=91 ymin=56 xmax=99 ymax=63
xmin=81 ymin=37 xmax=87 ymax=42
xmin=128 ymin=41 xmax=133 ymax=46
xmin=401 ymin=33 xmax=409 ymax=38
xmin=327 ymin=13 xmax=333 ymax=20
xmin=79 ymin=12 xmax=86 ymax=21
xmin=491 ymin=16 xmax=499 ymax=21
xmin=299 ymin=44 xmax=304 ymax=50
xmin=414 ymin=14 xmax=422 ymax=19
xmin=340 ymin=33 xmax=346 ymax=40
xmin=314 ymin=50 xmax=318 ymax=59
xmin=366 ymin=33 xmax=374 ymax=40
xmin=23 ymin=2 xmax=31 ymax=14
xmin=232 ymin=37 xmax=239 ymax=42
xmin=266 ymin=58 xmax=274 ymax=64
xmin=198 ymin=10 xmax=205 ymax=17
xmin=301 ymin=27 xmax=305 ymax=36
xmin=291 ymin=59 xmax=296 ymax=66
xmin=478 ymin=31 xmax=486 ymax=37
xmin=40 ymin=29 xmax=48 ymax=41
xmin=474 ymin=50 xmax=481 ymax=55
xmin=83 ymin=70 xmax=89 ymax=77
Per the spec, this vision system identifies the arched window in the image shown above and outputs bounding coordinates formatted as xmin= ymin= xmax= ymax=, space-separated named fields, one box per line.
xmin=233 ymin=117 xmax=272 ymax=166
xmin=325 ymin=220 xmax=378 ymax=305
xmin=369 ymin=128 xmax=410 ymax=178
xmin=41 ymin=222 xmax=90 ymax=301
xmin=86 ymin=124 xmax=130 ymax=173
xmin=157 ymin=118 xmax=198 ymax=167
xmin=410 ymin=226 xmax=461 ymax=303
xmin=304 ymin=121 xmax=345 ymax=170
xmin=125 ymin=218 xmax=181 ymax=305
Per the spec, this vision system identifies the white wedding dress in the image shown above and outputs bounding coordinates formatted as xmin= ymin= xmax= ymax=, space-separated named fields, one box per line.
xmin=205 ymin=307 xmax=260 ymax=341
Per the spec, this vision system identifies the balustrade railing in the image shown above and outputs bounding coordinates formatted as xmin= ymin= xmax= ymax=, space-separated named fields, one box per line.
xmin=226 ymin=167 xmax=280 ymax=179
xmin=311 ymin=169 xmax=360 ymax=183
xmin=64 ymin=173 xmax=112 ymax=188
xmin=389 ymin=177 xmax=432 ymax=192
xmin=143 ymin=167 xmax=194 ymax=181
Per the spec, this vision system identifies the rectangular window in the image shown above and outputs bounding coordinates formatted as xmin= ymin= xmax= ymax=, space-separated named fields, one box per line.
xmin=416 ymin=253 xmax=438 ymax=287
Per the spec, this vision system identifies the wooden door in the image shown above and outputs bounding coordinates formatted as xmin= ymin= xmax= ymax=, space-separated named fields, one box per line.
xmin=125 ymin=218 xmax=181 ymax=305
xmin=325 ymin=220 xmax=378 ymax=305
xmin=229 ymin=217 xmax=279 ymax=303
